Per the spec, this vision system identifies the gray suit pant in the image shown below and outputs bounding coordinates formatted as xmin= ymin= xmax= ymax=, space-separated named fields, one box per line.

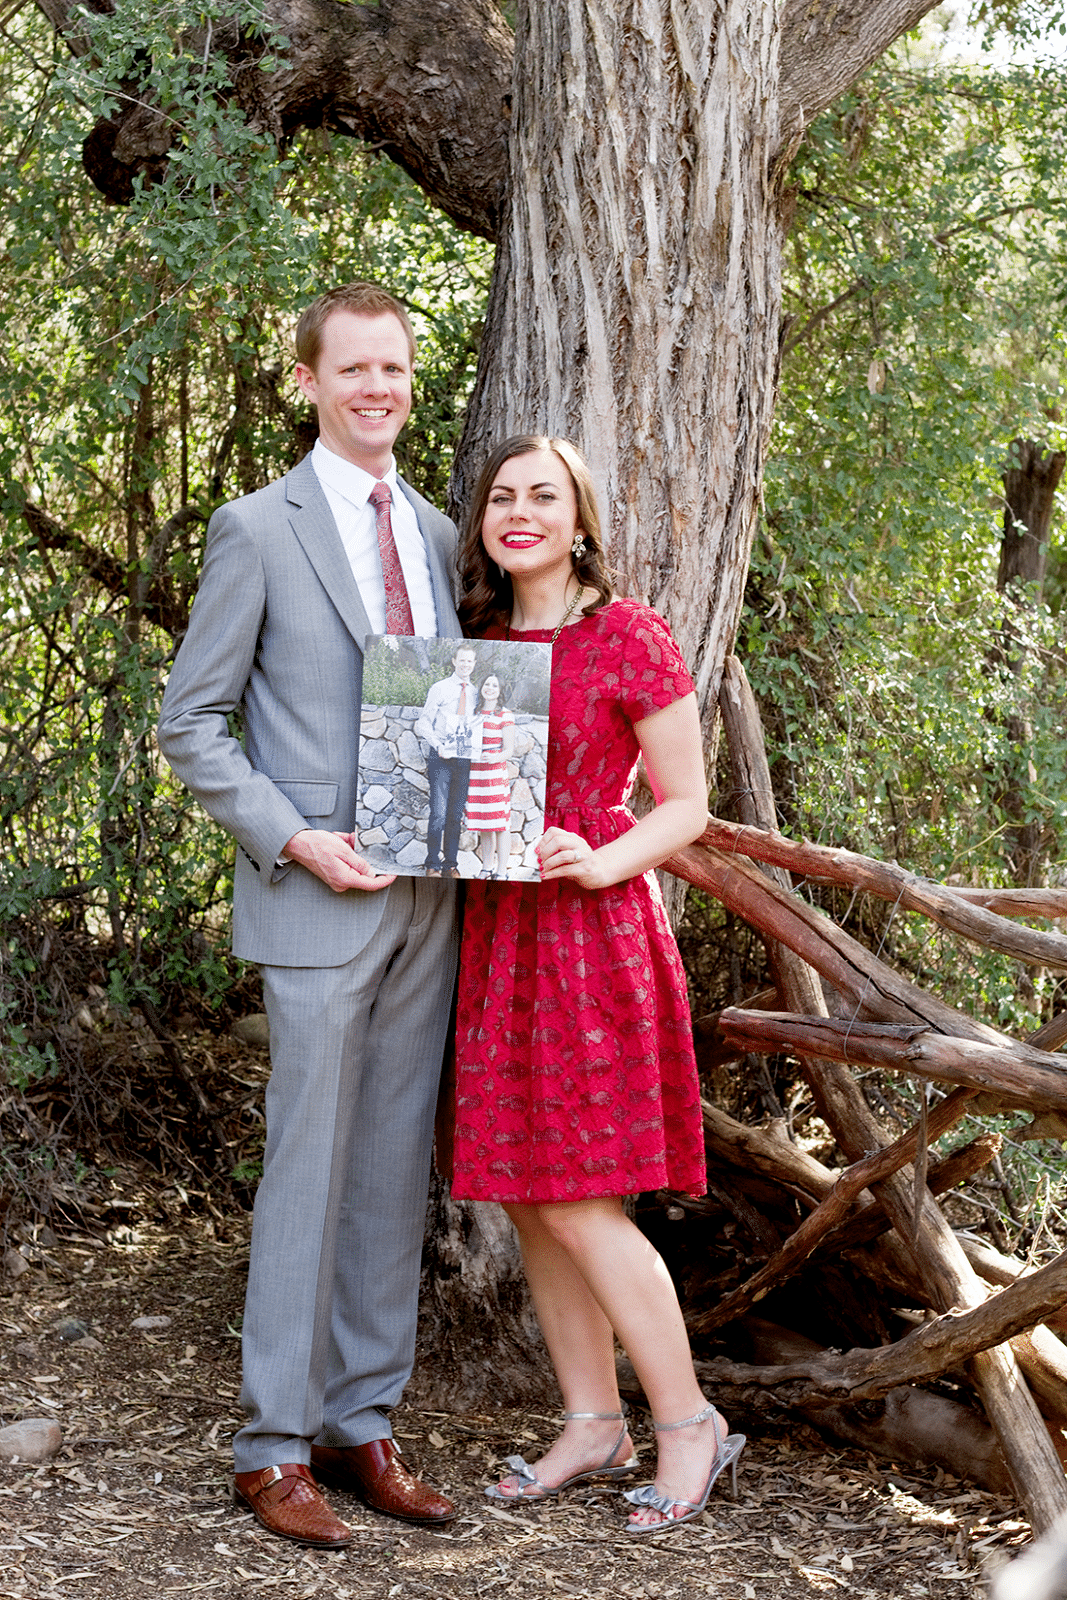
xmin=233 ymin=876 xmax=458 ymax=1472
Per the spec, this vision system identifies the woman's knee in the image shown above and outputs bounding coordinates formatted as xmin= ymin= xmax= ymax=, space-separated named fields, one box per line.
xmin=535 ymin=1197 xmax=623 ymax=1253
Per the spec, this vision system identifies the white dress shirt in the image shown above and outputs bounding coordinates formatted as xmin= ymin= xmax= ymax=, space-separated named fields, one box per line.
xmin=415 ymin=672 xmax=476 ymax=755
xmin=311 ymin=439 xmax=439 ymax=636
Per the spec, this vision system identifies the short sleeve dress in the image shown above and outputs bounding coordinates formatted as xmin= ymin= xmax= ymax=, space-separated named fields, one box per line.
xmin=451 ymin=598 xmax=707 ymax=1205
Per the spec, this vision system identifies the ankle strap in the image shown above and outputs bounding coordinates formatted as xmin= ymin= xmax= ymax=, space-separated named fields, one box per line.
xmin=652 ymin=1401 xmax=718 ymax=1433
xmin=563 ymin=1408 xmax=626 ymax=1421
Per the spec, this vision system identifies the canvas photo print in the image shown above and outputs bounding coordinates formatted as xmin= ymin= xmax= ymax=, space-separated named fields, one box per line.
xmin=355 ymin=635 xmax=552 ymax=881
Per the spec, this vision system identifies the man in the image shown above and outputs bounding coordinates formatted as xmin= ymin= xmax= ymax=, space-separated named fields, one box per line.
xmin=416 ymin=645 xmax=477 ymax=877
xmin=158 ymin=283 xmax=459 ymax=1549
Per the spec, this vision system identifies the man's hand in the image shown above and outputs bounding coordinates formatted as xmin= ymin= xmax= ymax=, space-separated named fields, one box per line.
xmin=282 ymin=830 xmax=396 ymax=893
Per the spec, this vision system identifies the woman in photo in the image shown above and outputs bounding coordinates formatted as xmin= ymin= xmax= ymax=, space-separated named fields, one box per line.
xmin=451 ymin=434 xmax=743 ymax=1533
xmin=464 ymin=673 xmax=516 ymax=879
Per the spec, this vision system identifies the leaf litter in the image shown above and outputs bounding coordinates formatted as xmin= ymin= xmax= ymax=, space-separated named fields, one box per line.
xmin=1 ymin=1208 xmax=1032 ymax=1599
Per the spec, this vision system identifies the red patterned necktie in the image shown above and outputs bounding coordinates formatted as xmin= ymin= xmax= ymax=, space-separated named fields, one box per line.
xmin=368 ymin=481 xmax=415 ymax=635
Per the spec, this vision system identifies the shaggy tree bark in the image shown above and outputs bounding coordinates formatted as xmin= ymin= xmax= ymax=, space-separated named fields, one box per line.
xmin=453 ymin=0 xmax=783 ymax=729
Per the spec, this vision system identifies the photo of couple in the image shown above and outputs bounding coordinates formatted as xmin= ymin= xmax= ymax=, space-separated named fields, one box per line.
xmin=354 ymin=635 xmax=551 ymax=881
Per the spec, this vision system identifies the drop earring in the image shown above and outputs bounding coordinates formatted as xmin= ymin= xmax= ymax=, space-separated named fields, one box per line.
xmin=571 ymin=533 xmax=587 ymax=560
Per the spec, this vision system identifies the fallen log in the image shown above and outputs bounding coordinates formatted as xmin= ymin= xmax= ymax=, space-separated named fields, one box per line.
xmin=669 ymin=838 xmax=1037 ymax=1054
xmin=708 ymin=656 xmax=1067 ymax=1532
xmin=820 ymin=1132 xmax=1003 ymax=1257
xmin=692 ymin=815 xmax=1067 ymax=971
xmin=739 ymin=1320 xmax=1014 ymax=1495
xmin=702 ymin=1101 xmax=1001 ymax=1221
xmin=717 ymin=1010 xmax=1067 ymax=1113
xmin=693 ymin=1086 xmax=977 ymax=1335
xmin=1032 ymin=1013 xmax=1067 ymax=1053
xmin=893 ymin=1308 xmax=1067 ymax=1431
xmin=699 ymin=1249 xmax=1067 ymax=1404
xmin=961 ymin=1236 xmax=1067 ymax=1339
xmin=702 ymin=1101 xmax=834 ymax=1206
xmin=997 ymin=1328 xmax=1067 ymax=1431
xmin=951 ymin=887 xmax=1067 ymax=920
xmin=700 ymin=1103 xmax=1004 ymax=1324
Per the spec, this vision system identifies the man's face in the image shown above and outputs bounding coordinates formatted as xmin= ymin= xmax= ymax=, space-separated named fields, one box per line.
xmin=454 ymin=651 xmax=476 ymax=683
xmin=295 ymin=309 xmax=413 ymax=476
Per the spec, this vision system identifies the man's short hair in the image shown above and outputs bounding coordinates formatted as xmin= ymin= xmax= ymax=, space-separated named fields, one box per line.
xmin=295 ymin=282 xmax=417 ymax=372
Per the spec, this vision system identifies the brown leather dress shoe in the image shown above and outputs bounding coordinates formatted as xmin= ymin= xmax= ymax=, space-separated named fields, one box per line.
xmin=233 ymin=1463 xmax=352 ymax=1547
xmin=311 ymin=1439 xmax=456 ymax=1525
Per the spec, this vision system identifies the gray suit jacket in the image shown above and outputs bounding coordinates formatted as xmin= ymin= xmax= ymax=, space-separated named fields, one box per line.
xmin=157 ymin=454 xmax=461 ymax=967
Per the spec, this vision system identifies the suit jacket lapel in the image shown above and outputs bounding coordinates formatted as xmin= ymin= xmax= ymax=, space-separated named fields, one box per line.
xmin=285 ymin=455 xmax=375 ymax=646
xmin=285 ymin=454 xmax=459 ymax=645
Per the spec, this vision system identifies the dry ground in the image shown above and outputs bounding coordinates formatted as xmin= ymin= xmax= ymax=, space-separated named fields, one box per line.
xmin=0 ymin=1203 xmax=1033 ymax=1600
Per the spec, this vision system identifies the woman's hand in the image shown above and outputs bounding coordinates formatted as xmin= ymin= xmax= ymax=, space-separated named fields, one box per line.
xmin=536 ymin=827 xmax=606 ymax=889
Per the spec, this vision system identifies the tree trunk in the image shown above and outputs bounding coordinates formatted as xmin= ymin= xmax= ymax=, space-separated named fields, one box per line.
xmin=451 ymin=0 xmax=786 ymax=739
xmin=998 ymin=439 xmax=1066 ymax=601
xmin=413 ymin=1173 xmax=553 ymax=1410
xmin=993 ymin=438 xmax=1065 ymax=889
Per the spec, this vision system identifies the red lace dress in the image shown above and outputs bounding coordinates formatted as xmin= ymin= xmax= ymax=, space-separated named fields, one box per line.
xmin=451 ymin=599 xmax=707 ymax=1204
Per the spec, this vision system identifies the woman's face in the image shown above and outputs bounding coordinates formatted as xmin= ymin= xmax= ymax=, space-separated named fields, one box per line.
xmin=480 ymin=675 xmax=500 ymax=707
xmin=481 ymin=449 xmax=580 ymax=586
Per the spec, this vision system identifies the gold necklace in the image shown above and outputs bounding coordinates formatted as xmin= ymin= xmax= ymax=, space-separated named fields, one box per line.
xmin=508 ymin=585 xmax=585 ymax=642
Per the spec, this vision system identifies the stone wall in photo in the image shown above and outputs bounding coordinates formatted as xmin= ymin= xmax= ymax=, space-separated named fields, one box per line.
xmin=357 ymin=705 xmax=549 ymax=878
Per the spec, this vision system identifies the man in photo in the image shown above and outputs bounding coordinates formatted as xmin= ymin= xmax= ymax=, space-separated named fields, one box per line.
xmin=158 ymin=282 xmax=459 ymax=1548
xmin=416 ymin=645 xmax=477 ymax=878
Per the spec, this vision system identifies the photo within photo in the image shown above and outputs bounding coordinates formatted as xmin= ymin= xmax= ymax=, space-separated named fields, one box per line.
xmin=356 ymin=635 xmax=552 ymax=880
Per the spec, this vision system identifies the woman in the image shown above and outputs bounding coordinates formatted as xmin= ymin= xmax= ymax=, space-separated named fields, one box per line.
xmin=464 ymin=673 xmax=516 ymax=879
xmin=451 ymin=434 xmax=744 ymax=1533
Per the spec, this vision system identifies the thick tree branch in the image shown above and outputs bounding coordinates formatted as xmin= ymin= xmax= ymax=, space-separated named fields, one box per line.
xmin=701 ymin=1250 xmax=1067 ymax=1404
xmin=24 ymin=499 xmax=200 ymax=638
xmin=36 ymin=0 xmax=943 ymax=237
xmin=694 ymin=1085 xmax=976 ymax=1335
xmin=779 ymin=0 xmax=941 ymax=135
xmin=719 ymin=1009 xmax=1067 ymax=1114
xmin=696 ymin=815 xmax=1067 ymax=970
xmin=38 ymin=0 xmax=511 ymax=236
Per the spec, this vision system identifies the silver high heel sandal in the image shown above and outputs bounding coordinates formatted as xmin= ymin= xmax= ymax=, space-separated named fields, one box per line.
xmin=624 ymin=1402 xmax=745 ymax=1533
xmin=485 ymin=1408 xmax=640 ymax=1502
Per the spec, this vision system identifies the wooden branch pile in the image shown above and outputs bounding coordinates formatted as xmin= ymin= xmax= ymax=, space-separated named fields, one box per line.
xmin=658 ymin=656 xmax=1067 ymax=1534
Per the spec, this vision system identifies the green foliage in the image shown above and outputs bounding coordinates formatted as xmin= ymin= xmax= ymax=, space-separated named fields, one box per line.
xmin=741 ymin=45 xmax=1067 ymax=1036
xmin=362 ymin=654 xmax=438 ymax=709
xmin=0 ymin=0 xmax=490 ymax=1058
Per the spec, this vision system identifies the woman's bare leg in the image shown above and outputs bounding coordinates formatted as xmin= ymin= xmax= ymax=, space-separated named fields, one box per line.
xmin=492 ymin=1202 xmax=635 ymax=1493
xmin=510 ymin=1197 xmax=731 ymax=1525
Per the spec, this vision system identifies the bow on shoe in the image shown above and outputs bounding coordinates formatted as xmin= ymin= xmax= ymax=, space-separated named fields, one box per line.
xmin=624 ymin=1482 xmax=680 ymax=1515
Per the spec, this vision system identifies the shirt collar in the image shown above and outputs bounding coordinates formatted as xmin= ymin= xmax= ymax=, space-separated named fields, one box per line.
xmin=312 ymin=438 xmax=398 ymax=507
